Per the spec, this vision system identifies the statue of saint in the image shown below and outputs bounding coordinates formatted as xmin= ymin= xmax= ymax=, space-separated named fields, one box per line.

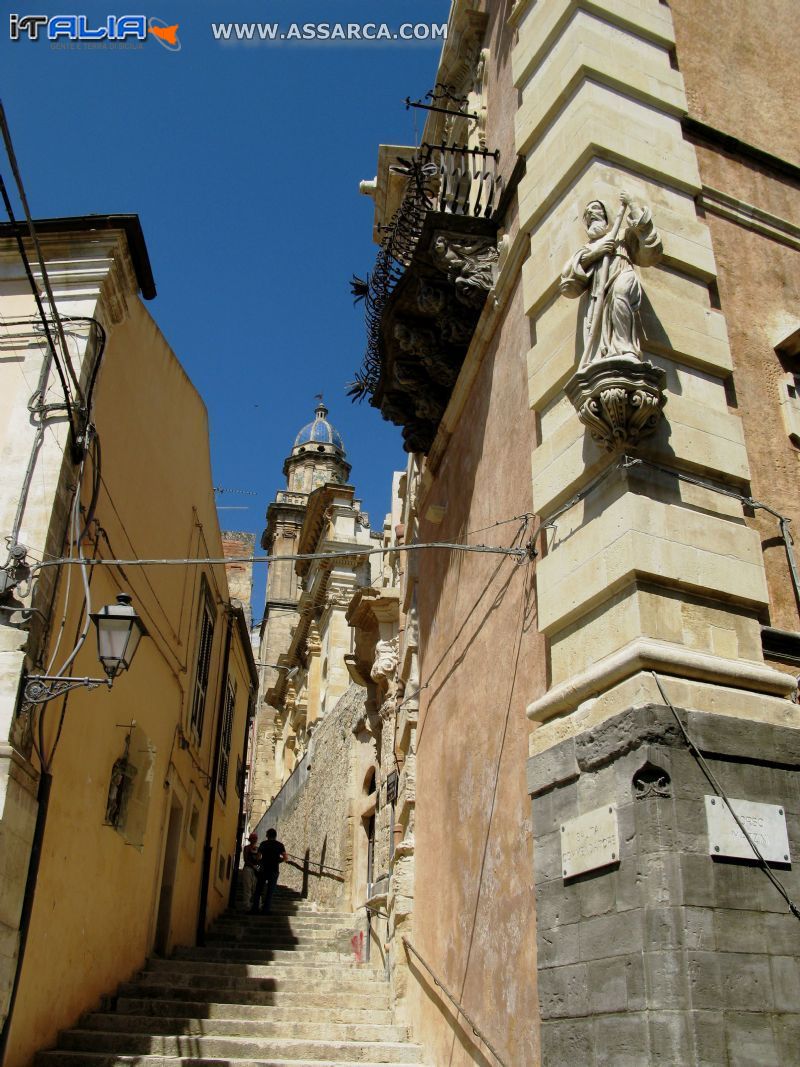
xmin=560 ymin=192 xmax=662 ymax=368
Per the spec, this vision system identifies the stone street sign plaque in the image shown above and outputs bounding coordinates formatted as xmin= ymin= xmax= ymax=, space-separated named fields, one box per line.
xmin=561 ymin=804 xmax=619 ymax=879
xmin=704 ymin=795 xmax=791 ymax=864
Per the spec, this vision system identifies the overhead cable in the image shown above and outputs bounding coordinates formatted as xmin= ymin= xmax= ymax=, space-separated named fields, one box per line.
xmin=0 ymin=101 xmax=84 ymax=404
xmin=28 ymin=539 xmax=531 ymax=574
xmin=0 ymin=175 xmax=80 ymax=452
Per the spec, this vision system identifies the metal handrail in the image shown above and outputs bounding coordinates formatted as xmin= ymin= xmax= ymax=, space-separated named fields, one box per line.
xmin=285 ymin=851 xmax=344 ymax=875
xmin=401 ymin=937 xmax=508 ymax=1067
xmin=363 ymin=903 xmax=390 ymax=920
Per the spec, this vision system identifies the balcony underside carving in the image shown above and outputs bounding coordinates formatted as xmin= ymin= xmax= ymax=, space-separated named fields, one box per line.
xmin=353 ymin=142 xmax=501 ymax=454
xmin=373 ymin=213 xmax=498 ymax=453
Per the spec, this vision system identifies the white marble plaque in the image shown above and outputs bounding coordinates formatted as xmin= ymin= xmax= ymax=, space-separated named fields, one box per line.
xmin=561 ymin=804 xmax=619 ymax=879
xmin=704 ymin=796 xmax=791 ymax=864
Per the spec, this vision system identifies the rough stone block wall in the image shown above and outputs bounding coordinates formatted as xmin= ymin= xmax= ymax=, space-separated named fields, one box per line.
xmin=254 ymin=684 xmax=366 ymax=909
xmin=529 ymin=704 xmax=800 ymax=1067
xmin=221 ymin=531 xmax=255 ymax=627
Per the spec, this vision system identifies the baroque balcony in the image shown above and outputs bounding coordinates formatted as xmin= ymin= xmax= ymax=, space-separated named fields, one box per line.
xmin=352 ymin=141 xmax=502 ymax=453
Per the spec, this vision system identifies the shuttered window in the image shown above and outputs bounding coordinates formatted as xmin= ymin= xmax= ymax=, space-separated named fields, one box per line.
xmin=217 ymin=677 xmax=236 ymax=801
xmin=190 ymin=582 xmax=215 ymax=743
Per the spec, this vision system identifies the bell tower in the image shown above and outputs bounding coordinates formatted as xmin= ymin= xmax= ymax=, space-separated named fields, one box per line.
xmin=249 ymin=400 xmax=351 ymax=818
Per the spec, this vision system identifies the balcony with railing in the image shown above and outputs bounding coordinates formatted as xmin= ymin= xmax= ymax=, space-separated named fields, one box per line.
xmin=352 ymin=141 xmax=503 ymax=454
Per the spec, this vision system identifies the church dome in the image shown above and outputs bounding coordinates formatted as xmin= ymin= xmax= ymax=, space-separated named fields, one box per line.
xmin=294 ymin=400 xmax=345 ymax=454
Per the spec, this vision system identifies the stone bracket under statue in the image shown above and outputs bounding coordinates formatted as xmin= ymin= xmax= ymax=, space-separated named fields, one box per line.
xmin=560 ymin=195 xmax=667 ymax=452
xmin=565 ymin=356 xmax=666 ymax=453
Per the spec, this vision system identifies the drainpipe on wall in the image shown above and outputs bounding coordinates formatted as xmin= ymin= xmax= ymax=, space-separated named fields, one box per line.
xmin=197 ymin=609 xmax=233 ymax=947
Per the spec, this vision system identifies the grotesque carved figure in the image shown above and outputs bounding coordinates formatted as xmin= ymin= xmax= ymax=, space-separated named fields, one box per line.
xmin=560 ymin=192 xmax=662 ymax=367
xmin=371 ymin=637 xmax=401 ymax=714
xmin=394 ymin=322 xmax=437 ymax=356
xmin=431 ymin=234 xmax=498 ymax=308
xmin=417 ymin=279 xmax=447 ymax=316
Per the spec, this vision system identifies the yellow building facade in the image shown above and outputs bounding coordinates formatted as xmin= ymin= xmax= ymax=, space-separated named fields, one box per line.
xmin=0 ymin=217 xmax=256 ymax=1066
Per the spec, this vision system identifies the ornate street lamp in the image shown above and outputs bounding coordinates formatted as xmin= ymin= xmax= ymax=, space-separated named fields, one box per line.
xmin=90 ymin=593 xmax=147 ymax=679
xmin=22 ymin=593 xmax=146 ymax=706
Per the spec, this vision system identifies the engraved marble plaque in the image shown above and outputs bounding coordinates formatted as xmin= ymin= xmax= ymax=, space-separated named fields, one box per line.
xmin=704 ymin=796 xmax=791 ymax=864
xmin=561 ymin=804 xmax=619 ymax=879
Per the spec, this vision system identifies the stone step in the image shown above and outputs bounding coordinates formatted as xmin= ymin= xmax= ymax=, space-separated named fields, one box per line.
xmin=215 ymin=920 xmax=357 ymax=934
xmin=206 ymin=931 xmax=356 ymax=946
xmin=148 ymin=959 xmax=378 ymax=981
xmin=172 ymin=946 xmax=354 ymax=964
xmin=81 ymin=1013 xmax=409 ymax=1043
xmin=115 ymin=999 xmax=393 ymax=1025
xmin=207 ymin=925 xmax=358 ymax=940
xmin=54 ymin=1031 xmax=423 ymax=1063
xmin=116 ymin=984 xmax=389 ymax=1009
xmin=221 ymin=910 xmax=354 ymax=921
xmin=202 ymin=939 xmax=358 ymax=954
xmin=38 ymin=1055 xmax=430 ymax=1067
xmin=133 ymin=971 xmax=382 ymax=995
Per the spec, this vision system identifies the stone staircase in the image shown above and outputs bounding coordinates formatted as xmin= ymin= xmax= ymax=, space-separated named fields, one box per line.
xmin=36 ymin=888 xmax=428 ymax=1066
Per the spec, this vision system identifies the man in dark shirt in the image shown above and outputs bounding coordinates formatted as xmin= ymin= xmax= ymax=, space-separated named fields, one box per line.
xmin=254 ymin=828 xmax=287 ymax=914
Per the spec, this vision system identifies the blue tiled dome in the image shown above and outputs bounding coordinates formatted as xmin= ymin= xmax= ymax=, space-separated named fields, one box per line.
xmin=294 ymin=401 xmax=345 ymax=453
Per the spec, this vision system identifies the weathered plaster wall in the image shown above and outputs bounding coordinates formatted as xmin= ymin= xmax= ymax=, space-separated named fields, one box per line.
xmin=669 ymin=0 xmax=800 ymax=168
xmin=406 ymin=5 xmax=544 ymax=1063
xmin=4 ymin=296 xmax=250 ymax=1067
xmin=694 ymin=159 xmax=800 ymax=641
xmin=412 ymin=285 xmax=543 ymax=1065
xmin=667 ymin=0 xmax=800 ymax=648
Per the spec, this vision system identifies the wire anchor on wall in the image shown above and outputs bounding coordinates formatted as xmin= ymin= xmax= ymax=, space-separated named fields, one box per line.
xmin=404 ymin=81 xmax=479 ymax=121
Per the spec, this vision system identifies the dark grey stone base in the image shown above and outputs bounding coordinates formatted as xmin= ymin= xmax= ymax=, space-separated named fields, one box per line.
xmin=528 ymin=704 xmax=800 ymax=1066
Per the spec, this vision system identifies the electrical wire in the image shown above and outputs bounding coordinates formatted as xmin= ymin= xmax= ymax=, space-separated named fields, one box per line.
xmin=0 ymin=102 xmax=84 ymax=405
xmin=466 ymin=512 xmax=534 ymax=538
xmin=49 ymin=438 xmax=94 ymax=679
xmin=539 ymin=453 xmax=800 ymax=611
xmin=28 ymin=540 xmax=531 ymax=575
xmin=0 ymin=175 xmax=80 ymax=453
xmin=651 ymin=671 xmax=800 ymax=922
xmin=96 ymin=470 xmax=184 ymax=650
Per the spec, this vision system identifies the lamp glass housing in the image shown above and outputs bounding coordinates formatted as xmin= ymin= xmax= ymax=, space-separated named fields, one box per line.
xmin=91 ymin=594 xmax=146 ymax=679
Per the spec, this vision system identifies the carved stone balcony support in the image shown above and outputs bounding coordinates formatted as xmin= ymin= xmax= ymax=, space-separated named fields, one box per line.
xmin=353 ymin=142 xmax=502 ymax=454
xmin=373 ymin=213 xmax=498 ymax=453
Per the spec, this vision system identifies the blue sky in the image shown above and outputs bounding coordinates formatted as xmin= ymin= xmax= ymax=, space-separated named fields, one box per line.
xmin=2 ymin=0 xmax=451 ymax=617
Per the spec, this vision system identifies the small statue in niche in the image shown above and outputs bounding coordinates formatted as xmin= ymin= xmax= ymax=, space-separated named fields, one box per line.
xmin=560 ymin=191 xmax=662 ymax=368
xmin=105 ymin=754 xmax=136 ymax=828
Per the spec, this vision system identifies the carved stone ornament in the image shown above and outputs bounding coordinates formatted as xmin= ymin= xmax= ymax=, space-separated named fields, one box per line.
xmin=371 ymin=637 xmax=400 ymax=696
xmin=565 ymin=357 xmax=666 ymax=452
xmin=632 ymin=760 xmax=672 ymax=800
xmin=560 ymin=192 xmax=663 ymax=368
xmin=431 ymin=233 xmax=498 ymax=308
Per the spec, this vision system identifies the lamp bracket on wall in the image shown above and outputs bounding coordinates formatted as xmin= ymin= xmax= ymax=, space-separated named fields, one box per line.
xmin=23 ymin=674 xmax=111 ymax=707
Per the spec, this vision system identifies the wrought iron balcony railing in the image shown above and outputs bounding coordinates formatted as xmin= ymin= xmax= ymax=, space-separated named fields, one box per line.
xmin=351 ymin=142 xmax=503 ymax=453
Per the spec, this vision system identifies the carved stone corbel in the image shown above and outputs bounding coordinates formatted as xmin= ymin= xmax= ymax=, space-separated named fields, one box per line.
xmin=565 ymin=357 xmax=666 ymax=452
xmin=371 ymin=637 xmax=401 ymax=718
xmin=431 ymin=232 xmax=498 ymax=308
